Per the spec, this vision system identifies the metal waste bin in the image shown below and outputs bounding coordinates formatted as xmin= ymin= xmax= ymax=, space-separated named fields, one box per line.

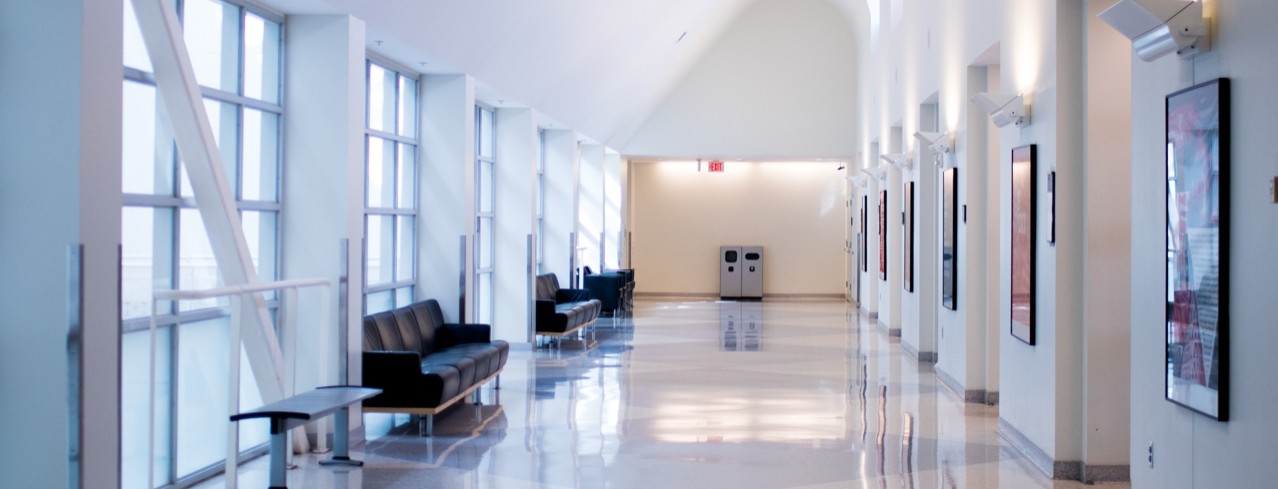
xmin=720 ymin=246 xmax=742 ymax=298
xmin=721 ymin=246 xmax=763 ymax=300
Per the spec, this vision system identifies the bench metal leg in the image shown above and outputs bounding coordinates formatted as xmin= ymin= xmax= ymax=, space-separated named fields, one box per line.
xmin=268 ymin=420 xmax=288 ymax=489
xmin=419 ymin=415 xmax=433 ymax=437
xmin=319 ymin=407 xmax=363 ymax=467
xmin=473 ymin=388 xmax=483 ymax=405
xmin=495 ymin=375 xmax=501 ymax=390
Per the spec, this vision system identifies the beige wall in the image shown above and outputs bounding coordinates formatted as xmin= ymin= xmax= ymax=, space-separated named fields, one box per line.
xmin=630 ymin=161 xmax=846 ymax=296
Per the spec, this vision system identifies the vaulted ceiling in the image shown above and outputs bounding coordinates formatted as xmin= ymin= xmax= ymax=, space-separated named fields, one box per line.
xmin=258 ymin=0 xmax=868 ymax=156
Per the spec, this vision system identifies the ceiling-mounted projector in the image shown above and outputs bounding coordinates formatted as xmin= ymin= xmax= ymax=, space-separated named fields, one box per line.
xmin=1099 ymin=0 xmax=1209 ymax=61
xmin=880 ymin=153 xmax=913 ymax=171
xmin=971 ymin=92 xmax=1029 ymax=127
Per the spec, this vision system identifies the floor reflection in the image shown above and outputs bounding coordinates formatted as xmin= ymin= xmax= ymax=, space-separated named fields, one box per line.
xmin=196 ymin=301 xmax=1128 ymax=489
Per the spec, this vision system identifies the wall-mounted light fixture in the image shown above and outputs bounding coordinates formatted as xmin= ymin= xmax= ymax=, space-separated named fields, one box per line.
xmin=971 ymin=92 xmax=1030 ymax=128
xmin=1099 ymin=0 xmax=1209 ymax=62
xmin=860 ymin=166 xmax=886 ymax=182
xmin=880 ymin=153 xmax=913 ymax=171
xmin=912 ymin=131 xmax=955 ymax=168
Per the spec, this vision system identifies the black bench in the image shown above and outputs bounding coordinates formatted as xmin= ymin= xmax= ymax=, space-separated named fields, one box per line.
xmin=534 ymin=273 xmax=602 ymax=345
xmin=230 ymin=386 xmax=381 ymax=489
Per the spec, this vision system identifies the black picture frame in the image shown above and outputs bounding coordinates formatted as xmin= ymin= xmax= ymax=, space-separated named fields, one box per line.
xmin=1047 ymin=171 xmax=1056 ymax=245
xmin=879 ymin=190 xmax=887 ymax=281
xmin=942 ymin=168 xmax=958 ymax=310
xmin=1010 ymin=145 xmax=1036 ymax=345
xmin=904 ymin=181 xmax=914 ymax=292
xmin=1165 ymin=78 xmax=1229 ymax=421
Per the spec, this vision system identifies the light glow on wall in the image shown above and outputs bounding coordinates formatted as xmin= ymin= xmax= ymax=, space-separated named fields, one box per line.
xmin=1008 ymin=0 xmax=1045 ymax=94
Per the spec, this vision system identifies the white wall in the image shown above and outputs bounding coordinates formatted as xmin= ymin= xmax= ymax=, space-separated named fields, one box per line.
xmin=629 ymin=161 xmax=845 ymax=296
xmin=0 ymin=2 xmax=122 ymax=486
xmin=1129 ymin=0 xmax=1278 ymax=487
xmin=493 ymin=108 xmax=537 ymax=342
xmin=282 ymin=13 xmax=366 ymax=401
xmin=542 ymin=130 xmax=579 ymax=285
xmin=622 ymin=0 xmax=858 ymax=160
xmin=418 ymin=74 xmax=476 ymax=321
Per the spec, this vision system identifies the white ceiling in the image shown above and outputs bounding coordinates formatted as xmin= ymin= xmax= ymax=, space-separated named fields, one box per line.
xmin=255 ymin=0 xmax=867 ymax=152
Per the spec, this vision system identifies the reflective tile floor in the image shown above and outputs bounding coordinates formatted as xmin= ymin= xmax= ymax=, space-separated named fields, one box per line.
xmin=198 ymin=300 xmax=1129 ymax=489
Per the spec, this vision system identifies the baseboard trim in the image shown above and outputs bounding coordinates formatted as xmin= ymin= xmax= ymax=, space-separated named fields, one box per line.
xmin=634 ymin=292 xmax=847 ymax=302
xmin=887 ymin=327 xmax=902 ymax=337
xmin=1082 ymin=464 xmax=1130 ymax=483
xmin=998 ymin=417 xmax=1082 ymax=480
xmin=901 ymin=340 xmax=937 ymax=363
xmin=935 ymin=367 xmax=987 ymax=404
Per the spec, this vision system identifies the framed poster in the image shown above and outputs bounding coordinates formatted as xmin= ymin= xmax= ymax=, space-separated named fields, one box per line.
xmin=942 ymin=168 xmax=958 ymax=310
xmin=879 ymin=190 xmax=887 ymax=281
xmin=904 ymin=181 xmax=914 ymax=292
xmin=1010 ymin=145 xmax=1036 ymax=345
xmin=861 ymin=196 xmax=868 ymax=272
xmin=1165 ymin=78 xmax=1229 ymax=420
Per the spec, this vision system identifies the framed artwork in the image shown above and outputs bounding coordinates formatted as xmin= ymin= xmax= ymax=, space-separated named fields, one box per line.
xmin=879 ymin=190 xmax=887 ymax=281
xmin=904 ymin=181 xmax=914 ymax=292
xmin=1010 ymin=145 xmax=1036 ymax=345
xmin=1165 ymin=78 xmax=1229 ymax=420
xmin=942 ymin=168 xmax=958 ymax=310
xmin=861 ymin=196 xmax=868 ymax=272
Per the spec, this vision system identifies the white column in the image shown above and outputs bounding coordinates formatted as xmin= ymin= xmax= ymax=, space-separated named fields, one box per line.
xmin=578 ymin=144 xmax=605 ymax=275
xmin=542 ymin=130 xmax=579 ymax=285
xmin=603 ymin=150 xmax=623 ymax=270
xmin=1082 ymin=0 xmax=1132 ymax=474
xmin=0 ymin=2 xmax=122 ymax=487
xmin=282 ymin=15 xmax=365 ymax=394
xmin=494 ymin=108 xmax=537 ymax=342
xmin=419 ymin=75 xmax=476 ymax=321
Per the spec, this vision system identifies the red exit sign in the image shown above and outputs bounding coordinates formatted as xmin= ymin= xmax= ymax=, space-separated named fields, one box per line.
xmin=708 ymin=160 xmax=725 ymax=172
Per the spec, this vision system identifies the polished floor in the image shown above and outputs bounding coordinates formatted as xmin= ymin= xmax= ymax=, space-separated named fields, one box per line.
xmin=198 ymin=300 xmax=1128 ymax=488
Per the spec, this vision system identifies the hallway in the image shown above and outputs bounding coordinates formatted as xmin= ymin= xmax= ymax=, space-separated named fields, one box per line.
xmin=202 ymin=300 xmax=1126 ymax=488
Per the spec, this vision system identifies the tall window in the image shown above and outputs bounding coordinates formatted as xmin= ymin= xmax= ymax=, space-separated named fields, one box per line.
xmin=364 ymin=60 xmax=419 ymax=314
xmin=120 ymin=0 xmax=283 ymax=486
xmin=475 ymin=106 xmax=496 ymax=323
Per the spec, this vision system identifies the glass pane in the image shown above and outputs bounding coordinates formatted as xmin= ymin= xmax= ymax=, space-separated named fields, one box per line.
xmin=175 ymin=316 xmax=230 ymax=476
xmin=242 ymin=13 xmax=281 ymax=103
xmin=398 ymin=75 xmax=417 ymax=137
xmin=122 ymin=82 xmax=176 ymax=195
xmin=241 ymin=210 xmax=278 ymax=284
xmin=241 ymin=108 xmax=279 ymax=201
xmin=477 ymin=273 xmax=492 ymax=324
xmin=237 ymin=347 xmax=267 ymax=451
xmin=394 ymin=287 xmax=414 ymax=308
xmin=183 ymin=0 xmax=240 ymax=92
xmin=479 ymin=217 xmax=493 ymax=269
xmin=479 ymin=161 xmax=494 ymax=214
xmin=365 ymin=215 xmax=394 ymax=286
xmin=366 ymin=137 xmax=395 ymax=208
xmin=122 ymin=207 xmax=175 ymax=319
xmin=396 ymin=216 xmax=414 ymax=282
xmin=365 ymin=290 xmax=393 ymax=315
xmin=367 ymin=64 xmax=395 ymax=132
xmin=397 ymin=143 xmax=416 ymax=209
xmin=179 ymin=209 xmax=222 ymax=311
xmin=123 ymin=0 xmax=153 ymax=72
xmin=121 ymin=328 xmax=172 ymax=488
xmin=478 ymin=108 xmax=493 ymax=158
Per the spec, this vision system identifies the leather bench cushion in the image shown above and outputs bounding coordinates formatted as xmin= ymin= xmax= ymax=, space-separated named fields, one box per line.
xmin=362 ymin=361 xmax=461 ymax=409
xmin=422 ymin=351 xmax=479 ymax=388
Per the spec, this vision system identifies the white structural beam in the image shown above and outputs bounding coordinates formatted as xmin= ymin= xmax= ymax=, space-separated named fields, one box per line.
xmin=542 ymin=130 xmax=580 ymax=285
xmin=494 ymin=108 xmax=538 ymax=342
xmin=578 ymin=144 xmax=605 ymax=274
xmin=603 ymin=150 xmax=623 ymax=270
xmin=418 ymin=75 xmax=476 ymax=321
xmin=130 ymin=0 xmax=289 ymax=426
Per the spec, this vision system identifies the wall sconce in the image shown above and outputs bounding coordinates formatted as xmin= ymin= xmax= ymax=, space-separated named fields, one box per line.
xmin=860 ymin=166 xmax=886 ymax=182
xmin=1099 ymin=0 xmax=1209 ymax=61
xmin=971 ymin=92 xmax=1030 ymax=127
xmin=912 ymin=131 xmax=955 ymax=168
xmin=880 ymin=153 xmax=913 ymax=171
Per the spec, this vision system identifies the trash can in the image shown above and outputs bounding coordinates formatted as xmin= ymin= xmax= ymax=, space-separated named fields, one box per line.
xmin=741 ymin=246 xmax=763 ymax=299
xmin=720 ymin=246 xmax=742 ymax=298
